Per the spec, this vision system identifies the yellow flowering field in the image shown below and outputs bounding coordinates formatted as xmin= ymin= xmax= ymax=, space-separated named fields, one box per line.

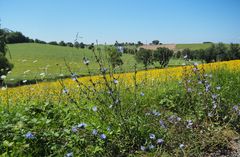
xmin=1 ymin=60 xmax=240 ymax=104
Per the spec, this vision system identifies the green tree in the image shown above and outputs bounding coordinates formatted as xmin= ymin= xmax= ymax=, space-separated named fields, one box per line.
xmin=0 ymin=31 xmax=13 ymax=84
xmin=108 ymin=47 xmax=123 ymax=68
xmin=135 ymin=48 xmax=153 ymax=69
xmin=59 ymin=41 xmax=66 ymax=46
xmin=152 ymin=40 xmax=160 ymax=45
xmin=153 ymin=47 xmax=173 ymax=68
xmin=229 ymin=43 xmax=240 ymax=60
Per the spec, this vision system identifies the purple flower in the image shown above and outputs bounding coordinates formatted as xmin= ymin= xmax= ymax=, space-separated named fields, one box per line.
xmin=186 ymin=120 xmax=193 ymax=128
xmin=140 ymin=146 xmax=146 ymax=151
xmin=179 ymin=144 xmax=185 ymax=149
xmin=25 ymin=132 xmax=34 ymax=139
xmin=65 ymin=152 xmax=73 ymax=157
xmin=92 ymin=106 xmax=97 ymax=112
xmin=62 ymin=88 xmax=69 ymax=94
xmin=212 ymin=94 xmax=217 ymax=100
xmin=77 ymin=123 xmax=87 ymax=129
xmin=100 ymin=134 xmax=106 ymax=140
xmin=157 ymin=138 xmax=164 ymax=144
xmin=149 ymin=133 xmax=156 ymax=139
xmin=159 ymin=120 xmax=166 ymax=129
xmin=113 ymin=79 xmax=118 ymax=84
xmin=92 ymin=129 xmax=98 ymax=135
xmin=152 ymin=110 xmax=160 ymax=116
xmin=72 ymin=126 xmax=78 ymax=133
xmin=140 ymin=92 xmax=145 ymax=96
xmin=233 ymin=105 xmax=239 ymax=112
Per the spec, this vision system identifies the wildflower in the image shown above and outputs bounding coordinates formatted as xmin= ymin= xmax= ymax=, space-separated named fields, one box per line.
xmin=1 ymin=87 xmax=7 ymax=90
xmin=25 ymin=132 xmax=34 ymax=139
xmin=40 ymin=72 xmax=45 ymax=76
xmin=208 ymin=112 xmax=213 ymax=117
xmin=205 ymin=84 xmax=211 ymax=92
xmin=71 ymin=73 xmax=77 ymax=81
xmin=140 ymin=92 xmax=145 ymax=96
xmin=149 ymin=133 xmax=156 ymax=139
xmin=140 ymin=146 xmax=146 ymax=151
xmin=77 ymin=123 xmax=87 ymax=129
xmin=113 ymin=79 xmax=118 ymax=84
xmin=92 ymin=129 xmax=98 ymax=135
xmin=101 ymin=67 xmax=107 ymax=73
xmin=1 ymin=75 xmax=6 ymax=79
xmin=65 ymin=152 xmax=73 ymax=157
xmin=193 ymin=62 xmax=198 ymax=66
xmin=148 ymin=144 xmax=155 ymax=150
xmin=117 ymin=46 xmax=124 ymax=53
xmin=212 ymin=94 xmax=217 ymax=99
xmin=83 ymin=59 xmax=90 ymax=65
xmin=62 ymin=88 xmax=69 ymax=94
xmin=72 ymin=126 xmax=78 ymax=133
xmin=187 ymin=88 xmax=192 ymax=92
xmin=216 ymin=86 xmax=221 ymax=90
xmin=179 ymin=144 xmax=185 ymax=149
xmin=157 ymin=138 xmax=164 ymax=144
xmin=159 ymin=120 xmax=166 ymax=129
xmin=184 ymin=55 xmax=188 ymax=59
xmin=198 ymin=81 xmax=202 ymax=84
xmin=233 ymin=105 xmax=239 ymax=112
xmin=92 ymin=106 xmax=97 ymax=112
xmin=152 ymin=110 xmax=160 ymax=116
xmin=176 ymin=116 xmax=181 ymax=121
xmin=186 ymin=120 xmax=193 ymax=128
xmin=22 ymin=80 xmax=27 ymax=83
xmin=107 ymin=127 xmax=111 ymax=132
xmin=7 ymin=71 xmax=11 ymax=74
xmin=100 ymin=134 xmax=106 ymax=140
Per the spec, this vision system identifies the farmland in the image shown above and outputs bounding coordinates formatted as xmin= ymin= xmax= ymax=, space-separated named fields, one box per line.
xmin=5 ymin=43 xmax=199 ymax=85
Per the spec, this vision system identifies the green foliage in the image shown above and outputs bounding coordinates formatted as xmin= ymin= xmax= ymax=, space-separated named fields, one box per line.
xmin=48 ymin=41 xmax=58 ymax=45
xmin=59 ymin=41 xmax=66 ymax=46
xmin=152 ymin=40 xmax=160 ymax=45
xmin=0 ymin=30 xmax=13 ymax=82
xmin=108 ymin=47 xmax=123 ymax=68
xmin=153 ymin=47 xmax=173 ymax=67
xmin=135 ymin=48 xmax=153 ymax=69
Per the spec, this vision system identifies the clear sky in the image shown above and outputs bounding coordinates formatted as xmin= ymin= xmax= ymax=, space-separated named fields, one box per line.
xmin=0 ymin=0 xmax=239 ymax=44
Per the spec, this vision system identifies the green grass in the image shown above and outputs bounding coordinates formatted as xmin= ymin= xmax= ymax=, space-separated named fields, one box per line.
xmin=176 ymin=43 xmax=213 ymax=50
xmin=5 ymin=43 xmax=192 ymax=85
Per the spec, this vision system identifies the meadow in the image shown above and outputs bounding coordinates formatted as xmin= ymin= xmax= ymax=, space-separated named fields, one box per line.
xmin=0 ymin=56 xmax=240 ymax=156
xmin=5 ymin=43 xmax=199 ymax=85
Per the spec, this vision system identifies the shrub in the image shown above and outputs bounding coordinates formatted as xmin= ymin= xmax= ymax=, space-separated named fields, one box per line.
xmin=108 ymin=47 xmax=123 ymax=68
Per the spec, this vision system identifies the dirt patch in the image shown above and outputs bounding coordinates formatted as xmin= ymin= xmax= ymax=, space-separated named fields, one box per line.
xmin=139 ymin=44 xmax=176 ymax=50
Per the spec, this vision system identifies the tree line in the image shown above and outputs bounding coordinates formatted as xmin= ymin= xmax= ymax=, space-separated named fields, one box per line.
xmin=175 ymin=43 xmax=240 ymax=63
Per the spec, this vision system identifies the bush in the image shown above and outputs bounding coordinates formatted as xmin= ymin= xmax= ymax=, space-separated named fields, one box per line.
xmin=48 ymin=41 xmax=58 ymax=45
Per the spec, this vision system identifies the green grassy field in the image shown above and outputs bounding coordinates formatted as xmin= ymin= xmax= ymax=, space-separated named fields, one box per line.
xmin=5 ymin=43 xmax=193 ymax=85
xmin=176 ymin=43 xmax=213 ymax=50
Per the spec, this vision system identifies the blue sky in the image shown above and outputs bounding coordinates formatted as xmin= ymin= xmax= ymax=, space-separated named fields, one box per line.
xmin=0 ymin=0 xmax=239 ymax=44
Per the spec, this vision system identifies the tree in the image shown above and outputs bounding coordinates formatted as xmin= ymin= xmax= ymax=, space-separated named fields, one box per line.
xmin=229 ymin=43 xmax=240 ymax=60
xmin=88 ymin=43 xmax=94 ymax=50
xmin=152 ymin=40 xmax=160 ymax=45
xmin=59 ymin=41 xmax=66 ymax=46
xmin=79 ymin=42 xmax=85 ymax=49
xmin=66 ymin=42 xmax=74 ymax=47
xmin=74 ymin=41 xmax=80 ymax=48
xmin=0 ymin=31 xmax=13 ymax=84
xmin=135 ymin=48 xmax=153 ymax=69
xmin=137 ymin=41 xmax=143 ymax=46
xmin=153 ymin=47 xmax=173 ymax=68
xmin=215 ymin=43 xmax=228 ymax=61
xmin=48 ymin=41 xmax=58 ymax=45
xmin=108 ymin=47 xmax=123 ymax=68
